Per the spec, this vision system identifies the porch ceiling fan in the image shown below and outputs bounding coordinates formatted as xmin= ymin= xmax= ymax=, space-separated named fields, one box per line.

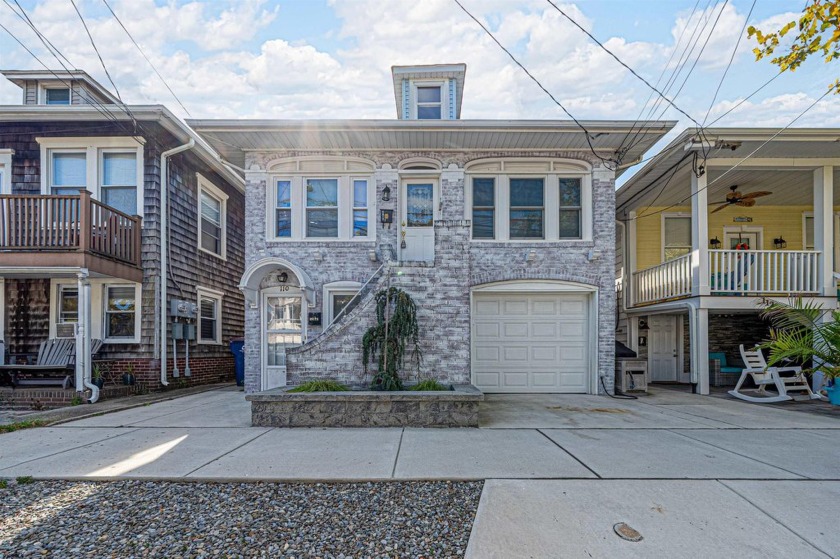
xmin=709 ymin=185 xmax=772 ymax=213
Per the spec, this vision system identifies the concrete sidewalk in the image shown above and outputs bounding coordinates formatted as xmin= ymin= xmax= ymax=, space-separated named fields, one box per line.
xmin=2 ymin=386 xmax=838 ymax=557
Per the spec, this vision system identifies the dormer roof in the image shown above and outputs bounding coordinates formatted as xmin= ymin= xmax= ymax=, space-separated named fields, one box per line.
xmin=391 ymin=63 xmax=466 ymax=120
xmin=1 ymin=69 xmax=120 ymax=105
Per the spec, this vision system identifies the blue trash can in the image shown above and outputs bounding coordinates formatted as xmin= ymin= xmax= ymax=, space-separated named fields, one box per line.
xmin=230 ymin=338 xmax=245 ymax=387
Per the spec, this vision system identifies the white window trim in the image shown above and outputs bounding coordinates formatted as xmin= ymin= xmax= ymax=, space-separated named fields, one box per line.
xmin=48 ymin=279 xmax=141 ymax=344
xmin=0 ymin=149 xmax=13 ymax=194
xmin=465 ymin=170 xmax=592 ymax=242
xmin=39 ymin=84 xmax=71 ymax=105
xmin=322 ymin=281 xmax=362 ymax=324
xmin=198 ymin=174 xmax=229 ymax=260
xmin=470 ymin=176 xmax=497 ymax=240
xmin=267 ymin=174 xmax=376 ymax=242
xmin=411 ymin=80 xmax=450 ymax=120
xmin=37 ymin=137 xmax=144 ymax=218
xmin=661 ymin=213 xmax=692 ymax=262
xmin=196 ymin=286 xmax=224 ymax=345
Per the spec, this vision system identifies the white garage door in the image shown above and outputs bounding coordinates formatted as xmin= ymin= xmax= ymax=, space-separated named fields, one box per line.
xmin=472 ymin=293 xmax=591 ymax=393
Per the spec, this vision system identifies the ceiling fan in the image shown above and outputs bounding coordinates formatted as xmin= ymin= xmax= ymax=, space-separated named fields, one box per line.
xmin=709 ymin=185 xmax=772 ymax=213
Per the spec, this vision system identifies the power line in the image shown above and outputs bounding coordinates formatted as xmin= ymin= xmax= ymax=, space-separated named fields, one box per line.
xmin=452 ymin=0 xmax=619 ymax=169
xmin=102 ymin=0 xmax=191 ymax=117
xmin=69 ymin=0 xmax=122 ymax=102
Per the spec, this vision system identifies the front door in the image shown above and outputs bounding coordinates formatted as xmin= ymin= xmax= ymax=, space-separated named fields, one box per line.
xmin=262 ymin=293 xmax=304 ymax=390
xmin=648 ymin=315 xmax=678 ymax=382
xmin=724 ymin=231 xmax=760 ymax=250
xmin=400 ymin=181 xmax=436 ymax=262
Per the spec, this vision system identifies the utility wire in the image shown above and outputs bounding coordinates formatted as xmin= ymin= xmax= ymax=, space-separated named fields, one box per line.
xmin=69 ymin=0 xmax=122 ymax=102
xmin=702 ymin=0 xmax=756 ymax=125
xmin=102 ymin=0 xmax=191 ymax=117
xmin=12 ymin=0 xmax=73 ymax=69
xmin=452 ymin=0 xmax=619 ymax=169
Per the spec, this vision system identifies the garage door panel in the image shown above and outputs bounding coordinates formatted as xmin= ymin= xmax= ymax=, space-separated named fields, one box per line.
xmin=472 ymin=291 xmax=591 ymax=394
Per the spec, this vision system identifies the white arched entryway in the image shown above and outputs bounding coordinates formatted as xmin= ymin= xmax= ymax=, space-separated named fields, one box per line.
xmin=240 ymin=257 xmax=315 ymax=390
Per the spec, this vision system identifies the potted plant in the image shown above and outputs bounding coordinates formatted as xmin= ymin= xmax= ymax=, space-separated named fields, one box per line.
xmin=92 ymin=364 xmax=105 ymax=389
xmin=122 ymin=363 xmax=136 ymax=386
xmin=760 ymin=297 xmax=840 ymax=404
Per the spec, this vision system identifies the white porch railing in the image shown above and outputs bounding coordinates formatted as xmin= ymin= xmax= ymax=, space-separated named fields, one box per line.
xmin=632 ymin=253 xmax=692 ymax=305
xmin=709 ymin=249 xmax=821 ymax=295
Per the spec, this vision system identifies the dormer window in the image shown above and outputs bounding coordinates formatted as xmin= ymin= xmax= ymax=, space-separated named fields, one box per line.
xmin=416 ymin=86 xmax=442 ymax=119
xmin=44 ymin=88 xmax=70 ymax=105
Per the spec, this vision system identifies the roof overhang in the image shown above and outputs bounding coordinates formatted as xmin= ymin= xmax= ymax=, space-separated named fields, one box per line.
xmin=1 ymin=69 xmax=121 ymax=104
xmin=0 ymin=104 xmax=243 ymax=190
xmin=186 ymin=118 xmax=676 ymax=173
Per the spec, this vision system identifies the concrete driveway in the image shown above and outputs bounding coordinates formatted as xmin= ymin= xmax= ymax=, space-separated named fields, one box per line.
xmin=2 ymin=385 xmax=838 ymax=557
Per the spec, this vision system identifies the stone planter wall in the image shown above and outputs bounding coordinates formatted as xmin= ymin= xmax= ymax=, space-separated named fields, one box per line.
xmin=246 ymin=385 xmax=483 ymax=427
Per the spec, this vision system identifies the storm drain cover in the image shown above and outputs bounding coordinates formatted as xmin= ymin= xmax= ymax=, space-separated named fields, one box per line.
xmin=613 ymin=522 xmax=643 ymax=542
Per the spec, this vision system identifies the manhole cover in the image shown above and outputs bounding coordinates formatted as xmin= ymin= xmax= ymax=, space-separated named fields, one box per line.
xmin=613 ymin=522 xmax=643 ymax=542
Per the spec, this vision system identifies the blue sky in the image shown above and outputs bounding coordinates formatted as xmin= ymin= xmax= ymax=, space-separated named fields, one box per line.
xmin=0 ymin=0 xmax=837 ymax=181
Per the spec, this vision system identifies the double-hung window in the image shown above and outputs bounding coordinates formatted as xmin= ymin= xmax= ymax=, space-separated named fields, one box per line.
xmin=198 ymin=176 xmax=228 ymax=259
xmin=472 ymin=178 xmax=495 ymax=239
xmin=558 ymin=178 xmax=582 ymax=239
xmin=663 ymin=215 xmax=691 ymax=261
xmin=104 ymin=285 xmax=136 ymax=340
xmin=306 ymin=179 xmax=339 ymax=238
xmin=509 ymin=178 xmax=544 ymax=239
xmin=101 ymin=152 xmax=137 ymax=215
xmin=51 ymin=152 xmax=87 ymax=195
xmin=276 ymin=180 xmax=292 ymax=237
xmin=416 ymin=86 xmax=442 ymax=119
xmin=197 ymin=288 xmax=223 ymax=344
xmin=353 ymin=180 xmax=368 ymax=237
xmin=58 ymin=286 xmax=79 ymax=324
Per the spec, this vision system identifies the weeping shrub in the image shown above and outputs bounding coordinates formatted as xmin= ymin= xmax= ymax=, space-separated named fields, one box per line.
xmin=362 ymin=287 xmax=421 ymax=390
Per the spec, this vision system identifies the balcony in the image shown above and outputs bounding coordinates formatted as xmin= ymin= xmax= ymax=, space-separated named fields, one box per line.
xmin=632 ymin=249 xmax=822 ymax=307
xmin=0 ymin=192 xmax=142 ymax=281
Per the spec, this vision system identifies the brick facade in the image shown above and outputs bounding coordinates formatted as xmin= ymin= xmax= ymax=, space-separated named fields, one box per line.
xmin=242 ymin=151 xmax=616 ymax=394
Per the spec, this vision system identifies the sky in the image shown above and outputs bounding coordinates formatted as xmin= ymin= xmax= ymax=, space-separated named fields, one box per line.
xmin=0 ymin=0 xmax=837 ymax=183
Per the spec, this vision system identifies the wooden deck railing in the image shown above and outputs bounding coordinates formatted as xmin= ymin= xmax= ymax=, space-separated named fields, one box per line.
xmin=0 ymin=192 xmax=141 ymax=267
xmin=632 ymin=253 xmax=692 ymax=305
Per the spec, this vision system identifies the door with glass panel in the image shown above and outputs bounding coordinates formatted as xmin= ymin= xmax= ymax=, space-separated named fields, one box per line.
xmin=400 ymin=181 xmax=436 ymax=262
xmin=263 ymin=292 xmax=304 ymax=389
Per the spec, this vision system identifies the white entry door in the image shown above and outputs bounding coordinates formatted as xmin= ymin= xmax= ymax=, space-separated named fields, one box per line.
xmin=262 ymin=292 xmax=304 ymax=390
xmin=472 ymin=292 xmax=591 ymax=393
xmin=648 ymin=315 xmax=678 ymax=382
xmin=400 ymin=181 xmax=436 ymax=262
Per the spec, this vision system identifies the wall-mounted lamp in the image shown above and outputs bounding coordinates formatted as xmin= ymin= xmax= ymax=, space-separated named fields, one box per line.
xmin=368 ymin=249 xmax=377 ymax=262
xmin=526 ymin=249 xmax=537 ymax=262
xmin=278 ymin=271 xmax=288 ymax=283
xmin=381 ymin=185 xmax=391 ymax=202
xmin=709 ymin=237 xmax=722 ymax=249
xmin=313 ymin=251 xmax=324 ymax=262
xmin=773 ymin=236 xmax=787 ymax=249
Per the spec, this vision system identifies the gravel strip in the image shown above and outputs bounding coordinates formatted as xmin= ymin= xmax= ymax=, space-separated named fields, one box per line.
xmin=0 ymin=480 xmax=482 ymax=558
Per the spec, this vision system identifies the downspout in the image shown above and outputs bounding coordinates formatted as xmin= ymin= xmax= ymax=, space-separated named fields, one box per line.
xmin=160 ymin=139 xmax=195 ymax=387
xmin=77 ymin=269 xmax=98 ymax=403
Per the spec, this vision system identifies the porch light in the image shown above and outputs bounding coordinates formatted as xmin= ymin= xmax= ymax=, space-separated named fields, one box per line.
xmin=381 ymin=185 xmax=391 ymax=202
xmin=709 ymin=237 xmax=721 ymax=249
xmin=773 ymin=236 xmax=787 ymax=249
xmin=278 ymin=272 xmax=288 ymax=283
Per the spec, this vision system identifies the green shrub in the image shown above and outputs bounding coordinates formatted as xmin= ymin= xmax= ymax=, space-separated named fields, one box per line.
xmin=15 ymin=476 xmax=34 ymax=485
xmin=288 ymin=380 xmax=350 ymax=393
xmin=0 ymin=480 xmax=7 ymax=489
xmin=410 ymin=379 xmax=449 ymax=391
xmin=0 ymin=419 xmax=47 ymax=434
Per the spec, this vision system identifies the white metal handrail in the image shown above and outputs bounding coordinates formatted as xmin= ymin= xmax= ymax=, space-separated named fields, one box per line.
xmin=632 ymin=253 xmax=692 ymax=305
xmin=709 ymin=249 xmax=821 ymax=295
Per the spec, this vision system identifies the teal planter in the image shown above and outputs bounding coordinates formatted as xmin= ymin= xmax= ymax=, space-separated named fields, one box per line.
xmin=827 ymin=385 xmax=840 ymax=406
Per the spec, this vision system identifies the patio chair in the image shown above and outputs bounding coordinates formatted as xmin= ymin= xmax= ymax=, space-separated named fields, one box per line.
xmin=708 ymin=352 xmax=742 ymax=387
xmin=728 ymin=344 xmax=823 ymax=403
xmin=0 ymin=338 xmax=103 ymax=389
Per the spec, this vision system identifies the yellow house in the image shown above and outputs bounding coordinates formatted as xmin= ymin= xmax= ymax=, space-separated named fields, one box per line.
xmin=616 ymin=128 xmax=840 ymax=395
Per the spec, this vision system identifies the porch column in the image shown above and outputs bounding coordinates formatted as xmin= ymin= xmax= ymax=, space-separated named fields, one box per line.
xmin=75 ymin=270 xmax=92 ymax=394
xmin=691 ymin=172 xmax=710 ymax=296
xmin=690 ymin=306 xmax=710 ymax=395
xmin=814 ymin=166 xmax=835 ymax=296
xmin=628 ymin=210 xmax=637 ymax=307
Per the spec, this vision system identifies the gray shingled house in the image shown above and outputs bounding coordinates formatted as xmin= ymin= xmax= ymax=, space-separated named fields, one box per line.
xmin=0 ymin=70 xmax=244 ymax=408
xmin=189 ymin=64 xmax=674 ymax=395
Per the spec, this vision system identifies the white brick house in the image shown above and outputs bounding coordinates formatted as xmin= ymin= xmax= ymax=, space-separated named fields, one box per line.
xmin=190 ymin=64 xmax=674 ymax=395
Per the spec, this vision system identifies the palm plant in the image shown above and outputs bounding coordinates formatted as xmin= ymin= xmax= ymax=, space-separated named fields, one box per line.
xmin=759 ymin=297 xmax=840 ymax=380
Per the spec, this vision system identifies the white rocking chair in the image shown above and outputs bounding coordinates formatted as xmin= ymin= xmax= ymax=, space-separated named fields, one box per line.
xmin=728 ymin=345 xmax=823 ymax=403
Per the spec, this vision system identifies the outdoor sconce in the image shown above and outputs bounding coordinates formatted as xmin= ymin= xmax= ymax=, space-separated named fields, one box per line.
xmin=278 ymin=271 xmax=288 ymax=283
xmin=368 ymin=249 xmax=377 ymax=262
xmin=526 ymin=249 xmax=537 ymax=262
xmin=709 ymin=237 xmax=722 ymax=249
xmin=381 ymin=185 xmax=391 ymax=202
xmin=773 ymin=236 xmax=787 ymax=249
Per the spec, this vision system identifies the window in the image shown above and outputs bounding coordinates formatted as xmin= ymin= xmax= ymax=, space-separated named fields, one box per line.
xmin=510 ymin=178 xmax=544 ymax=239
xmin=198 ymin=176 xmax=228 ymax=259
xmin=276 ymin=180 xmax=292 ymax=237
xmin=353 ymin=180 xmax=368 ymax=237
xmin=558 ymin=178 xmax=582 ymax=239
xmin=101 ymin=152 xmax=137 ymax=215
xmin=663 ymin=215 xmax=691 ymax=261
xmin=45 ymin=88 xmax=70 ymax=105
xmin=197 ymin=289 xmax=223 ymax=344
xmin=0 ymin=149 xmax=11 ymax=194
xmin=472 ymin=177 xmax=495 ymax=239
xmin=104 ymin=285 xmax=136 ymax=340
xmin=58 ymin=286 xmax=79 ymax=324
xmin=416 ymin=86 xmax=442 ymax=119
xmin=306 ymin=178 xmax=339 ymax=238
xmin=51 ymin=152 xmax=87 ymax=195
xmin=323 ymin=281 xmax=362 ymax=324
xmin=805 ymin=215 xmax=815 ymax=250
